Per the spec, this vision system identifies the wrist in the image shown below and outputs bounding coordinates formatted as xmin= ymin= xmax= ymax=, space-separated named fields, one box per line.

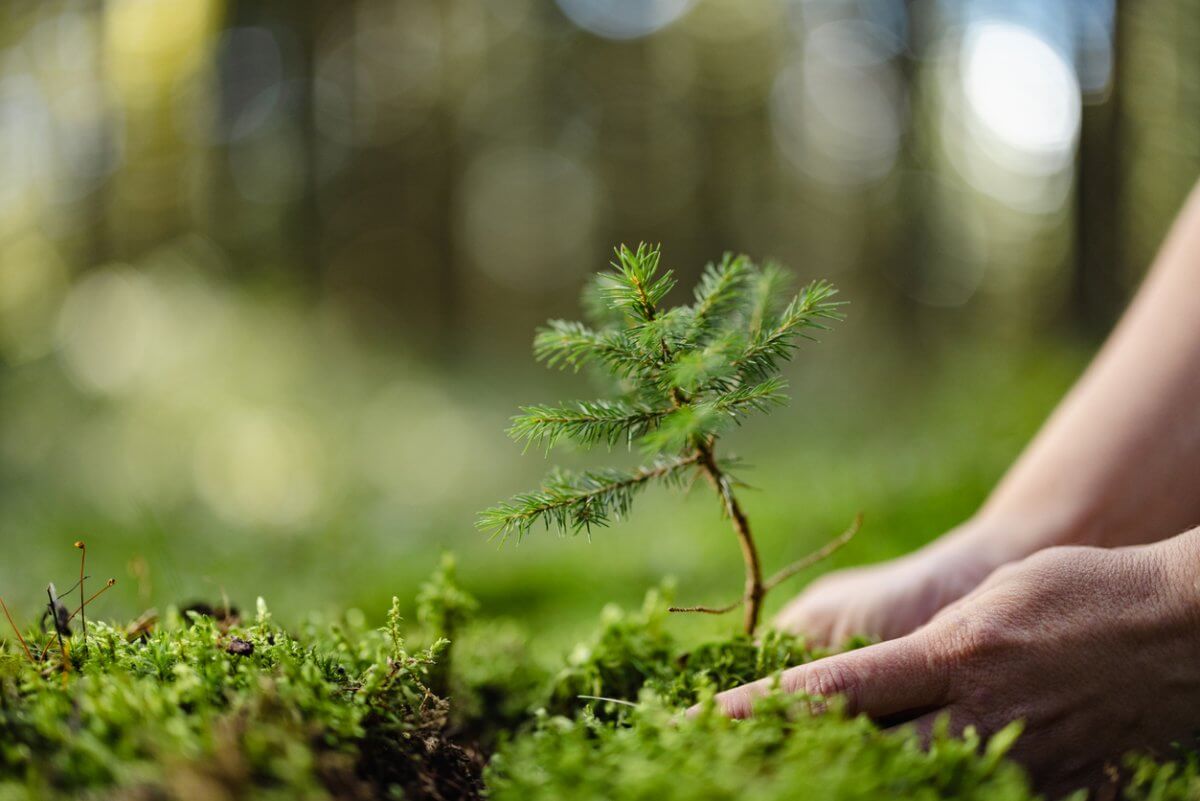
xmin=1145 ymin=527 xmax=1200 ymax=627
xmin=924 ymin=508 xmax=1088 ymax=578
xmin=913 ymin=518 xmax=1022 ymax=587
xmin=969 ymin=492 xmax=1103 ymax=554
xmin=976 ymin=475 xmax=1190 ymax=552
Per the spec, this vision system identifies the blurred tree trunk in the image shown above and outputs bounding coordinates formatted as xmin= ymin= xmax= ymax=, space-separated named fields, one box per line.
xmin=293 ymin=0 xmax=326 ymax=287
xmin=85 ymin=8 xmax=113 ymax=271
xmin=1114 ymin=0 xmax=1200 ymax=308
xmin=432 ymin=0 xmax=461 ymax=358
xmin=892 ymin=33 xmax=926 ymax=326
xmin=1071 ymin=15 xmax=1124 ymax=338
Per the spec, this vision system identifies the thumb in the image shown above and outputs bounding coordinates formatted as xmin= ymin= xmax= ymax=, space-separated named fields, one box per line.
xmin=702 ymin=633 xmax=949 ymax=721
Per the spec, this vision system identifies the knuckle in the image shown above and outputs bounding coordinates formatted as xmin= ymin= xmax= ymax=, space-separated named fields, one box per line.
xmin=926 ymin=610 xmax=1007 ymax=670
xmin=716 ymin=689 xmax=753 ymax=719
xmin=1022 ymin=545 xmax=1091 ymax=574
xmin=792 ymin=660 xmax=857 ymax=708
xmin=988 ymin=561 xmax=1021 ymax=583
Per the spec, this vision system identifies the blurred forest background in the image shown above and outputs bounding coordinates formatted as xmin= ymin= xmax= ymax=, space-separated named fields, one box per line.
xmin=0 ymin=0 xmax=1197 ymax=636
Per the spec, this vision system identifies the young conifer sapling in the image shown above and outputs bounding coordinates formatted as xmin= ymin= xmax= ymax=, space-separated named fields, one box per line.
xmin=479 ymin=244 xmax=860 ymax=635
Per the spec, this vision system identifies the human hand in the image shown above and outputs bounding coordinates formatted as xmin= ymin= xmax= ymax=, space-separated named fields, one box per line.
xmin=705 ymin=535 xmax=1200 ymax=796
xmin=773 ymin=521 xmax=1009 ymax=646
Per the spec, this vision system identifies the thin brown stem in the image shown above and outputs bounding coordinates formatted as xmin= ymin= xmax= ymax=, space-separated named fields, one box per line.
xmin=67 ymin=579 xmax=117 ymax=623
xmin=0 ymin=596 xmax=34 ymax=664
xmin=695 ymin=439 xmax=763 ymax=635
xmin=764 ymin=514 xmax=862 ymax=591
xmin=669 ymin=513 xmax=863 ymax=626
xmin=75 ymin=541 xmax=87 ymax=654
xmin=667 ymin=599 xmax=742 ymax=615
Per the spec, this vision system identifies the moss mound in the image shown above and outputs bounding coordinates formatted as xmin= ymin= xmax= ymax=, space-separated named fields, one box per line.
xmin=0 ymin=596 xmax=481 ymax=800
xmin=1 ymin=573 xmax=1196 ymax=801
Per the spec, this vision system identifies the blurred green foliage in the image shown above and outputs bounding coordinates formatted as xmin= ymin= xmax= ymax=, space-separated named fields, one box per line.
xmin=1 ymin=0 xmax=1196 ymax=647
xmin=0 ymin=3 xmax=1197 ymax=796
xmin=0 ymin=333 xmax=1087 ymax=648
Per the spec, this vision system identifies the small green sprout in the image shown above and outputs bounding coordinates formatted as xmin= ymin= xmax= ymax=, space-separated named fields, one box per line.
xmin=479 ymin=244 xmax=859 ymax=635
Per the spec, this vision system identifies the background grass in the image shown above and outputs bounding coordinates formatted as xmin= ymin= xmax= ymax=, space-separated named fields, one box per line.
xmin=0 ymin=331 xmax=1087 ymax=654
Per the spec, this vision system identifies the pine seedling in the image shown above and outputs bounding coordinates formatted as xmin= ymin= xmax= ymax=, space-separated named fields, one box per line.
xmin=479 ymin=244 xmax=858 ymax=635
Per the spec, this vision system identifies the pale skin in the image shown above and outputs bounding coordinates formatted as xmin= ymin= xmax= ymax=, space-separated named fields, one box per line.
xmin=703 ymin=178 xmax=1200 ymax=794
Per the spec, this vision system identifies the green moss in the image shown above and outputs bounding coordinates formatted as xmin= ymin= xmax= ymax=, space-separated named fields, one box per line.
xmin=487 ymin=697 xmax=1038 ymax=801
xmin=501 ymin=588 xmax=1036 ymax=801
xmin=547 ymin=586 xmax=827 ymax=716
xmin=0 ymin=576 xmax=1195 ymax=801
xmin=0 ymin=598 xmax=480 ymax=800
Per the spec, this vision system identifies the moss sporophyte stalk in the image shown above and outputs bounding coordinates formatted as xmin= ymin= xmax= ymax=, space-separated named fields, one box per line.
xmin=479 ymin=244 xmax=861 ymax=635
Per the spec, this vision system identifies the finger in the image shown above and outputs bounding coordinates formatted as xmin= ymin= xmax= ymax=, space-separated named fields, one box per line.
xmin=828 ymin=616 xmax=874 ymax=650
xmin=773 ymin=603 xmax=836 ymax=646
xmin=706 ymin=633 xmax=950 ymax=721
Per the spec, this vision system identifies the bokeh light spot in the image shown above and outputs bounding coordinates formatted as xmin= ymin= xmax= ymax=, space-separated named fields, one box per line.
xmin=193 ymin=409 xmax=324 ymax=529
xmin=962 ymin=22 xmax=1080 ymax=174
xmin=56 ymin=267 xmax=165 ymax=395
xmin=770 ymin=20 xmax=905 ymax=187
xmin=461 ymin=147 xmax=598 ymax=290
xmin=0 ymin=234 xmax=69 ymax=362
xmin=555 ymin=0 xmax=693 ymax=40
